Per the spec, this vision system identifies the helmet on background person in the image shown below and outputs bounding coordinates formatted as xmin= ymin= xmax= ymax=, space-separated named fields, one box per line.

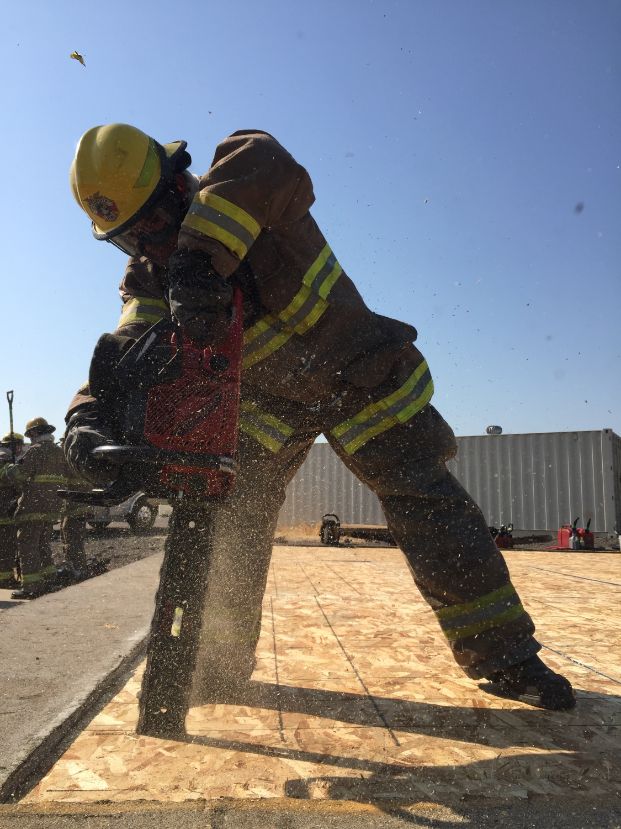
xmin=1 ymin=432 xmax=24 ymax=446
xmin=24 ymin=417 xmax=56 ymax=440
xmin=1 ymin=431 xmax=25 ymax=458
xmin=69 ymin=123 xmax=192 ymax=259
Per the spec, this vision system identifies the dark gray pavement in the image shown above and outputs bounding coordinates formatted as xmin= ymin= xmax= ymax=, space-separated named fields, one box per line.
xmin=0 ymin=553 xmax=162 ymax=801
xmin=0 ymin=799 xmax=620 ymax=828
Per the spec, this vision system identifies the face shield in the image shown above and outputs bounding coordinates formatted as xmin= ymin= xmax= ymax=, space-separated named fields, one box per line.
xmin=97 ymin=186 xmax=185 ymax=263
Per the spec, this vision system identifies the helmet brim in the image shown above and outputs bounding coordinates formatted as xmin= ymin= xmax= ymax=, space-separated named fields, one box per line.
xmin=25 ymin=424 xmax=55 ymax=438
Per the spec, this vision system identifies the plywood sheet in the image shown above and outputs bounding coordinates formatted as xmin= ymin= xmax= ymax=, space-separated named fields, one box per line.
xmin=25 ymin=549 xmax=621 ymax=805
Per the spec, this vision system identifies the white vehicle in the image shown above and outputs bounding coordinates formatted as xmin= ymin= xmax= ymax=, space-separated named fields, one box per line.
xmin=87 ymin=492 xmax=160 ymax=533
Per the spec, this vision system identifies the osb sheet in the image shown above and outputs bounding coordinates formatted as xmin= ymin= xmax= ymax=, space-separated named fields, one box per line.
xmin=26 ymin=549 xmax=621 ymax=805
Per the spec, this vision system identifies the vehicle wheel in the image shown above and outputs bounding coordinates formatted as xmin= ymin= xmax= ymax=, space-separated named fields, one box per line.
xmin=128 ymin=499 xmax=157 ymax=533
xmin=88 ymin=520 xmax=111 ymax=532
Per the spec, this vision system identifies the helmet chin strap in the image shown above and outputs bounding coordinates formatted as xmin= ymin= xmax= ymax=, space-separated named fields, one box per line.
xmin=180 ymin=172 xmax=200 ymax=217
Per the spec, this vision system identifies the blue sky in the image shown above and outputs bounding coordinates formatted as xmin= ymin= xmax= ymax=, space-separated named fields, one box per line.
xmin=1 ymin=0 xmax=619 ymax=440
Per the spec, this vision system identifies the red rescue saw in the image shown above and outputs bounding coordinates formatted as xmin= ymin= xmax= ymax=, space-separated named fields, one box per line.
xmin=62 ymin=289 xmax=244 ymax=737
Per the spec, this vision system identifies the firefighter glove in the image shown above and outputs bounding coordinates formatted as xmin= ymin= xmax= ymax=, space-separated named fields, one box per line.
xmin=167 ymin=248 xmax=233 ymax=343
xmin=64 ymin=418 xmax=118 ymax=485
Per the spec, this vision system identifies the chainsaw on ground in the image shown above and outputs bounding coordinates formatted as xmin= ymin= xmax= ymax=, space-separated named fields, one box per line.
xmin=61 ymin=289 xmax=243 ymax=738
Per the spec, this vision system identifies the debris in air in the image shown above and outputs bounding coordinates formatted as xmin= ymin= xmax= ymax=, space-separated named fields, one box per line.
xmin=70 ymin=51 xmax=86 ymax=67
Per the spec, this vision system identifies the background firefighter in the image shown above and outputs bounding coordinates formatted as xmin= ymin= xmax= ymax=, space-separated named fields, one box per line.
xmin=0 ymin=432 xmax=25 ymax=588
xmin=56 ymin=438 xmax=96 ymax=581
xmin=65 ymin=123 xmax=575 ymax=711
xmin=0 ymin=418 xmax=66 ymax=599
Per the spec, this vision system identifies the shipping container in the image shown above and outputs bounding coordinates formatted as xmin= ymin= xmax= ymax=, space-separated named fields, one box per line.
xmin=277 ymin=429 xmax=621 ymax=536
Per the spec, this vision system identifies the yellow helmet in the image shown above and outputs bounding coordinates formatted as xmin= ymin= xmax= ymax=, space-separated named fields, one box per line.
xmin=69 ymin=124 xmax=189 ymax=240
xmin=1 ymin=432 xmax=24 ymax=445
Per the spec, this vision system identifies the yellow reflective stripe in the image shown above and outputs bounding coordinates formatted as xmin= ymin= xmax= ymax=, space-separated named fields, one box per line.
xmin=243 ymin=315 xmax=273 ymax=346
xmin=239 ymin=419 xmax=281 ymax=453
xmin=436 ymin=583 xmax=516 ymax=622
xmin=239 ymin=402 xmax=294 ymax=453
xmin=332 ymin=361 xmax=434 ymax=455
xmin=134 ymin=138 xmax=159 ymax=188
xmin=201 ymin=192 xmax=261 ymax=239
xmin=183 ymin=192 xmax=261 ymax=261
xmin=242 ymin=324 xmax=295 ymax=369
xmin=22 ymin=564 xmax=57 ymax=585
xmin=333 ymin=360 xmax=430 ymax=440
xmin=117 ymin=296 xmax=168 ymax=329
xmin=442 ymin=604 xmax=526 ymax=643
xmin=15 ymin=513 xmax=59 ymax=524
xmin=171 ymin=606 xmax=184 ymax=637
xmin=0 ymin=570 xmax=13 ymax=579
xmin=0 ymin=517 xmax=15 ymax=525
xmin=396 ymin=379 xmax=434 ymax=422
xmin=243 ymin=244 xmax=342 ymax=369
xmin=435 ymin=583 xmax=528 ymax=643
xmin=183 ymin=214 xmax=247 ymax=260
xmin=240 ymin=402 xmax=295 ymax=437
xmin=338 ymin=380 xmax=433 ymax=455
xmin=33 ymin=475 xmax=70 ymax=485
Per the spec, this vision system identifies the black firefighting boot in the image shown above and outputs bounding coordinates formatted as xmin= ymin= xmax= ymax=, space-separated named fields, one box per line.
xmin=484 ymin=655 xmax=576 ymax=710
xmin=11 ymin=584 xmax=48 ymax=600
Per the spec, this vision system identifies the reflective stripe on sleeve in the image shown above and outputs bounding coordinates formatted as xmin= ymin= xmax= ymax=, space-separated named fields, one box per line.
xmin=434 ymin=584 xmax=527 ymax=642
xmin=32 ymin=474 xmax=71 ymax=485
xmin=0 ymin=517 xmax=15 ymax=526
xmin=182 ymin=192 xmax=261 ymax=261
xmin=15 ymin=512 xmax=60 ymax=524
xmin=117 ymin=296 xmax=169 ymax=329
xmin=330 ymin=360 xmax=434 ymax=455
xmin=243 ymin=244 xmax=342 ymax=369
xmin=22 ymin=564 xmax=58 ymax=585
xmin=238 ymin=402 xmax=294 ymax=454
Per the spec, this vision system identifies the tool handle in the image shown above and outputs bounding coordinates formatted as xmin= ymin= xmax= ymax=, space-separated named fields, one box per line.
xmin=91 ymin=444 xmax=236 ymax=473
xmin=5 ymin=390 xmax=15 ymax=463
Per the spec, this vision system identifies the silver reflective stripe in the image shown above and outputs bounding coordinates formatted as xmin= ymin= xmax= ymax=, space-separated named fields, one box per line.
xmin=186 ymin=201 xmax=256 ymax=254
xmin=243 ymin=244 xmax=342 ymax=368
xmin=437 ymin=591 xmax=522 ymax=634
xmin=337 ymin=365 xmax=432 ymax=447
xmin=238 ymin=403 xmax=294 ymax=453
xmin=434 ymin=583 xmax=527 ymax=642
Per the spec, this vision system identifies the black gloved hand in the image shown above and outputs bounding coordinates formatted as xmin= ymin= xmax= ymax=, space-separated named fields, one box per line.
xmin=167 ymin=249 xmax=233 ymax=344
xmin=64 ymin=416 xmax=118 ymax=486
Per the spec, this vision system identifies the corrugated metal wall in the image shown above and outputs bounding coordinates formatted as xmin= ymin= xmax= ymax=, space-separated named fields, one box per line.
xmin=612 ymin=431 xmax=621 ymax=534
xmin=278 ymin=443 xmax=384 ymax=527
xmin=446 ymin=430 xmax=619 ymax=533
xmin=277 ymin=429 xmax=621 ymax=534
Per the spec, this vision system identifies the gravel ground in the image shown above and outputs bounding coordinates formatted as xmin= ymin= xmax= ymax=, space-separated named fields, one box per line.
xmin=50 ymin=523 xmax=167 ymax=577
xmin=2 ymin=797 xmax=620 ymax=829
xmin=37 ymin=523 xmax=618 ymax=600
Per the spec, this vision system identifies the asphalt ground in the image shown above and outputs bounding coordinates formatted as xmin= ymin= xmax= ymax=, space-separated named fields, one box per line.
xmin=1 ymin=799 xmax=620 ymax=828
xmin=0 ymin=546 xmax=163 ymax=802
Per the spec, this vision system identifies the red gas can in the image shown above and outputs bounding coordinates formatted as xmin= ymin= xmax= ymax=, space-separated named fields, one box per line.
xmin=557 ymin=525 xmax=572 ymax=548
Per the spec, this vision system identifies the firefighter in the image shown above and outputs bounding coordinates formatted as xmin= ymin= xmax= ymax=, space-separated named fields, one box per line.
xmin=65 ymin=124 xmax=574 ymax=710
xmin=0 ymin=418 xmax=66 ymax=599
xmin=56 ymin=438 xmax=93 ymax=581
xmin=0 ymin=432 xmax=25 ymax=588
